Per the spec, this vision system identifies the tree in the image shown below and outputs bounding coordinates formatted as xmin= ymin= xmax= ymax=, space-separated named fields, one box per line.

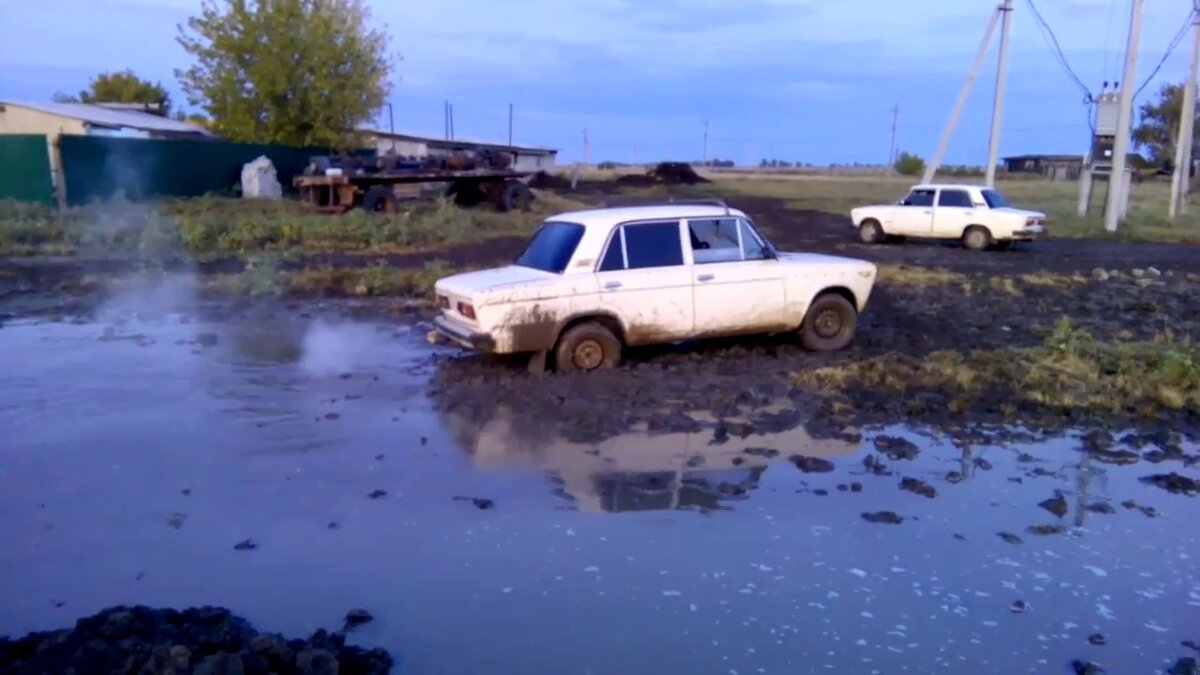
xmin=51 ymin=70 xmax=171 ymax=115
xmin=1132 ymin=83 xmax=1198 ymax=169
xmin=176 ymin=0 xmax=394 ymax=147
xmin=894 ymin=151 xmax=925 ymax=176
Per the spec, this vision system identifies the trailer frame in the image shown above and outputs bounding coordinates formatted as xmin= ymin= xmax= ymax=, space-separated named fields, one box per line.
xmin=294 ymin=168 xmax=537 ymax=214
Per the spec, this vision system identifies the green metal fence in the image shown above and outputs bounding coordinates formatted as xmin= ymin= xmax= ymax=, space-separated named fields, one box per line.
xmin=0 ymin=135 xmax=54 ymax=206
xmin=59 ymin=136 xmax=360 ymax=206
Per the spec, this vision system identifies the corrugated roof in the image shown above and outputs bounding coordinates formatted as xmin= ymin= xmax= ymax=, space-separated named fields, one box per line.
xmin=361 ymin=128 xmax=556 ymax=154
xmin=3 ymin=101 xmax=212 ymax=135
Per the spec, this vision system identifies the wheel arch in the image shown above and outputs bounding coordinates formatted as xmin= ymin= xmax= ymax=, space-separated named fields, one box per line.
xmin=810 ymin=285 xmax=858 ymax=311
xmin=554 ymin=311 xmax=627 ymax=348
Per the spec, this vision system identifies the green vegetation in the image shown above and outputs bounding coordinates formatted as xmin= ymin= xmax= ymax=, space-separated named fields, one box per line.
xmin=794 ymin=319 xmax=1200 ymax=420
xmin=176 ymin=0 xmax=393 ymax=147
xmin=893 ymin=151 xmax=926 ymax=177
xmin=208 ymin=259 xmax=458 ymax=300
xmin=52 ymin=69 xmax=173 ymax=115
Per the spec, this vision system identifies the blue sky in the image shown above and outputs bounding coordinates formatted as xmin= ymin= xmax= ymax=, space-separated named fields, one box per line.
xmin=1 ymin=0 xmax=1195 ymax=165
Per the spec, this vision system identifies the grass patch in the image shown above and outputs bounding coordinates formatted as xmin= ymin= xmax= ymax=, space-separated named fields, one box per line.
xmin=794 ymin=318 xmax=1199 ymax=421
xmin=876 ymin=264 xmax=1084 ymax=296
xmin=0 ymin=191 xmax=590 ymax=259
xmin=206 ymin=259 xmax=459 ymax=300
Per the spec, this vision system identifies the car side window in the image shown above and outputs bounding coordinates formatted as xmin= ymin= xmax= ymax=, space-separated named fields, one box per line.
xmin=902 ymin=189 xmax=935 ymax=207
xmin=689 ymin=218 xmax=742 ymax=264
xmin=937 ymin=189 xmax=972 ymax=208
xmin=739 ymin=219 xmax=767 ymax=260
xmin=623 ymin=221 xmax=684 ymax=269
xmin=598 ymin=229 xmax=625 ymax=272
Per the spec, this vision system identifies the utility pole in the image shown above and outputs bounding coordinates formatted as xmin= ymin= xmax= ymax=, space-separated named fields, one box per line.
xmin=985 ymin=0 xmax=1014 ymax=186
xmin=385 ymin=102 xmax=396 ymax=154
xmin=582 ymin=128 xmax=591 ymax=166
xmin=508 ymin=103 xmax=514 ymax=147
xmin=1170 ymin=6 xmax=1200 ymax=219
xmin=703 ymin=118 xmax=709 ymax=166
xmin=923 ymin=5 xmax=1002 ymax=183
xmin=888 ymin=103 xmax=900 ymax=168
xmin=1105 ymin=0 xmax=1144 ymax=233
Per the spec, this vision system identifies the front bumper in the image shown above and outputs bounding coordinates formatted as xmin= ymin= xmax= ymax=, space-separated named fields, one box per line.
xmin=431 ymin=315 xmax=496 ymax=352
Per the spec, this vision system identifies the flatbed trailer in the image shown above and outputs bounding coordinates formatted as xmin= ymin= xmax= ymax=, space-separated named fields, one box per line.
xmin=294 ymin=168 xmax=537 ymax=214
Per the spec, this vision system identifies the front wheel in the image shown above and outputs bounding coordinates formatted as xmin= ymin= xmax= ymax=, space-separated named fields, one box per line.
xmin=554 ymin=322 xmax=622 ymax=373
xmin=800 ymin=294 xmax=858 ymax=352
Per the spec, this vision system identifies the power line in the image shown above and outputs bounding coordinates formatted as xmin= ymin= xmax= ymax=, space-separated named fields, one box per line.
xmin=1024 ymin=0 xmax=1093 ymax=98
xmin=1133 ymin=7 xmax=1196 ymax=100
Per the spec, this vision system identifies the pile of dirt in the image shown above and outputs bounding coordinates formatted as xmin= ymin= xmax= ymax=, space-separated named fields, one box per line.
xmin=0 ymin=605 xmax=393 ymax=674
xmin=529 ymin=171 xmax=573 ymax=190
xmin=615 ymin=162 xmax=710 ymax=187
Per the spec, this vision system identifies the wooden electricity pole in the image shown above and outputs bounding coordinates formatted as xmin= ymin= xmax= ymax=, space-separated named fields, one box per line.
xmin=888 ymin=103 xmax=900 ymax=168
xmin=1170 ymin=6 xmax=1200 ymax=219
xmin=1105 ymin=0 xmax=1145 ymax=233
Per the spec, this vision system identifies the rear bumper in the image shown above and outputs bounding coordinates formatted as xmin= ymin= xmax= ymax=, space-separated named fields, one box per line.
xmin=432 ymin=315 xmax=496 ymax=352
xmin=1009 ymin=224 xmax=1046 ymax=240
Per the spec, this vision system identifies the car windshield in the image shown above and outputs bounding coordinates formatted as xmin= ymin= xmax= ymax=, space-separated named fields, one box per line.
xmin=514 ymin=221 xmax=585 ymax=273
xmin=981 ymin=189 xmax=1011 ymax=209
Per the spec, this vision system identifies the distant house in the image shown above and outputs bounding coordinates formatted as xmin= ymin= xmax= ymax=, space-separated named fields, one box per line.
xmin=1001 ymin=154 xmax=1084 ymax=181
xmin=360 ymin=128 xmax=558 ymax=173
xmin=0 ymin=100 xmax=211 ymax=139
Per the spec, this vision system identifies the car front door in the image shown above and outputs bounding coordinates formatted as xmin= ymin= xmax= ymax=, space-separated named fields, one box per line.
xmin=595 ymin=220 xmax=694 ymax=344
xmin=933 ymin=188 xmax=975 ymax=237
xmin=890 ymin=188 xmax=936 ymax=235
xmin=687 ymin=217 xmax=788 ymax=337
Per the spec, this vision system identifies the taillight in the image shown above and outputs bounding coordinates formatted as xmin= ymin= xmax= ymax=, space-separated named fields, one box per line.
xmin=438 ymin=295 xmax=450 ymax=309
xmin=457 ymin=302 xmax=476 ymax=320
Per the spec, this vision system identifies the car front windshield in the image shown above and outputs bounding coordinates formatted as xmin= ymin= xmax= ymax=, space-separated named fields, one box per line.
xmin=514 ymin=221 xmax=585 ymax=273
xmin=981 ymin=189 xmax=1011 ymax=209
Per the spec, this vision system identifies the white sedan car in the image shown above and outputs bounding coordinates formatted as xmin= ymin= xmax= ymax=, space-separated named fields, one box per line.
xmin=850 ymin=183 xmax=1047 ymax=250
xmin=430 ymin=201 xmax=878 ymax=372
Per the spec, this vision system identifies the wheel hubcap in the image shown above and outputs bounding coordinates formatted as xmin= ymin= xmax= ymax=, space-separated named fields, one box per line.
xmin=814 ymin=309 xmax=842 ymax=338
xmin=573 ymin=339 xmax=604 ymax=370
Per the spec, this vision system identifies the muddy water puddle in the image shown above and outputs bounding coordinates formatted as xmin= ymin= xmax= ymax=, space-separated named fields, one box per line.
xmin=1 ymin=311 xmax=1198 ymax=674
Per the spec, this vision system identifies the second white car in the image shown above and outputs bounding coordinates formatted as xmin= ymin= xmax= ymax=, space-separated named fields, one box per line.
xmin=850 ymin=183 xmax=1047 ymax=250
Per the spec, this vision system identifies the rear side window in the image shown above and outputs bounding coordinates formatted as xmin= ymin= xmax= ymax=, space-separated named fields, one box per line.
xmin=623 ymin=221 xmax=684 ymax=269
xmin=515 ymin=221 xmax=585 ymax=273
xmin=937 ymin=189 xmax=972 ymax=207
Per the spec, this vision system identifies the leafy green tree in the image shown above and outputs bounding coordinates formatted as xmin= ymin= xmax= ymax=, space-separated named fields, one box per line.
xmin=894 ymin=151 xmax=925 ymax=176
xmin=52 ymin=70 xmax=171 ymax=114
xmin=1132 ymin=83 xmax=1199 ymax=169
xmin=175 ymin=0 xmax=394 ymax=147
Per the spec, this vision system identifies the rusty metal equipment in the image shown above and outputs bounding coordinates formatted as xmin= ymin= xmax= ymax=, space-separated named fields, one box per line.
xmin=295 ymin=146 xmax=533 ymax=214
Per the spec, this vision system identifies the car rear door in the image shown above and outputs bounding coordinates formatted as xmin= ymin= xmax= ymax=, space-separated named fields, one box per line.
xmin=687 ymin=216 xmax=788 ymax=336
xmin=595 ymin=219 xmax=694 ymax=344
xmin=890 ymin=188 xmax=936 ymax=235
xmin=933 ymin=188 xmax=976 ymax=237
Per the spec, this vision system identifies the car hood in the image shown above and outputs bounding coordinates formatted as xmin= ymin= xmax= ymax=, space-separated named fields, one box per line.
xmin=435 ymin=265 xmax=555 ymax=297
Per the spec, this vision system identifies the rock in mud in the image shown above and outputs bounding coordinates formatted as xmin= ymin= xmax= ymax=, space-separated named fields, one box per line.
xmin=1087 ymin=633 xmax=1107 ymax=646
xmin=1090 ymin=448 xmax=1141 ymax=466
xmin=900 ymin=477 xmax=937 ymax=498
xmin=685 ymin=455 xmax=705 ymax=468
xmin=861 ymin=511 xmax=903 ymax=525
xmin=744 ymin=447 xmax=780 ymax=459
xmin=367 ymin=490 xmax=387 ymax=500
xmin=789 ymin=455 xmax=834 ymax=473
xmin=1121 ymin=499 xmax=1159 ymax=517
xmin=862 ymin=454 xmax=891 ymax=476
xmin=945 ymin=471 xmax=965 ymax=484
xmin=167 ymin=513 xmax=187 ymax=530
xmin=1071 ymin=659 xmax=1105 ymax=674
xmin=453 ymin=496 xmax=494 ymax=510
xmin=731 ymin=457 xmax=745 ymax=466
xmin=1027 ymin=524 xmax=1064 ymax=536
xmin=1140 ymin=473 xmax=1198 ymax=495
xmin=1010 ymin=600 xmax=1028 ymax=613
xmin=0 ymin=606 xmax=392 ymax=674
xmin=343 ymin=609 xmax=374 ymax=630
xmin=1086 ymin=502 xmax=1116 ymax=515
xmin=849 ymin=482 xmax=862 ymax=493
xmin=1081 ymin=429 xmax=1114 ymax=453
xmin=1169 ymin=658 xmax=1199 ymax=675
xmin=997 ymin=532 xmax=1023 ymax=545
xmin=233 ymin=539 xmax=258 ymax=551
xmin=873 ymin=435 xmax=919 ymax=461
xmin=1039 ymin=493 xmax=1069 ymax=518
xmin=973 ymin=457 xmax=993 ymax=471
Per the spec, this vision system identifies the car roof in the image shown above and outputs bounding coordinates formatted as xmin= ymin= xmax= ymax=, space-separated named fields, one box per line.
xmin=548 ymin=204 xmax=749 ymax=228
xmin=910 ymin=183 xmax=994 ymax=192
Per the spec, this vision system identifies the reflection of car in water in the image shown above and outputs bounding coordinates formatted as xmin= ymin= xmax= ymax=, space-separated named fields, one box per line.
xmin=440 ymin=408 xmax=863 ymax=513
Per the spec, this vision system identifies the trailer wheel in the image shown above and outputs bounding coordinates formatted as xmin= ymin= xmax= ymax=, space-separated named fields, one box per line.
xmin=447 ymin=180 xmax=485 ymax=207
xmin=499 ymin=180 xmax=533 ymax=212
xmin=361 ymin=186 xmax=397 ymax=213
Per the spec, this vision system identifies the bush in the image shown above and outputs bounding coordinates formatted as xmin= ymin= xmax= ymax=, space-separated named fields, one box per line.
xmin=894 ymin=152 xmax=926 ymax=177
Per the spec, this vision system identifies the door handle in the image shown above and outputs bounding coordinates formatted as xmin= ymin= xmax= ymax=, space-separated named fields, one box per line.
xmin=922 ymin=210 xmax=932 ymax=214
xmin=603 ymin=281 xmax=622 ymax=290
xmin=697 ymin=274 xmax=714 ymax=282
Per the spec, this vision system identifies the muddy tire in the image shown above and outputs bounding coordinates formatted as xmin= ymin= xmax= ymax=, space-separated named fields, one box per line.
xmin=858 ymin=219 xmax=885 ymax=244
xmin=962 ymin=226 xmax=992 ymax=251
xmin=361 ymin=186 xmax=397 ymax=213
xmin=499 ymin=180 xmax=533 ymax=212
xmin=554 ymin=322 xmax=622 ymax=373
xmin=800 ymin=293 xmax=857 ymax=352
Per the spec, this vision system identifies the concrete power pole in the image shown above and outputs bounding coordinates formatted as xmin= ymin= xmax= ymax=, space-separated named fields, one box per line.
xmin=703 ymin=118 xmax=709 ymax=166
xmin=1105 ymin=0 xmax=1145 ymax=233
xmin=1169 ymin=7 xmax=1200 ymax=219
xmin=985 ymin=0 xmax=1015 ymax=187
xmin=923 ymin=6 xmax=1002 ymax=184
xmin=888 ymin=104 xmax=900 ymax=168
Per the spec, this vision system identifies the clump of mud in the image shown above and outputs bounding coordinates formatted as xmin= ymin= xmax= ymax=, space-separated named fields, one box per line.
xmin=615 ymin=162 xmax=709 ymax=187
xmin=0 ymin=605 xmax=392 ymax=674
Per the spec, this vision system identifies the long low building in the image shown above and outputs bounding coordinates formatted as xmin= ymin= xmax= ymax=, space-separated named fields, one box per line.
xmin=0 ymin=100 xmax=212 ymax=139
xmin=361 ymin=128 xmax=557 ymax=173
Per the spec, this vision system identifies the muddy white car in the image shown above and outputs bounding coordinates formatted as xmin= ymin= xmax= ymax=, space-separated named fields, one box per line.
xmin=850 ymin=183 xmax=1047 ymax=250
xmin=430 ymin=201 xmax=878 ymax=372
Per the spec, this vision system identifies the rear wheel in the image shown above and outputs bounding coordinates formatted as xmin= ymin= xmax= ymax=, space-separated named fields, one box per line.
xmin=361 ymin=186 xmax=397 ymax=213
xmin=554 ymin=322 xmax=622 ymax=373
xmin=858 ymin=219 xmax=885 ymax=244
xmin=499 ymin=180 xmax=534 ymax=212
xmin=962 ymin=226 xmax=992 ymax=251
xmin=800 ymin=294 xmax=858 ymax=351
